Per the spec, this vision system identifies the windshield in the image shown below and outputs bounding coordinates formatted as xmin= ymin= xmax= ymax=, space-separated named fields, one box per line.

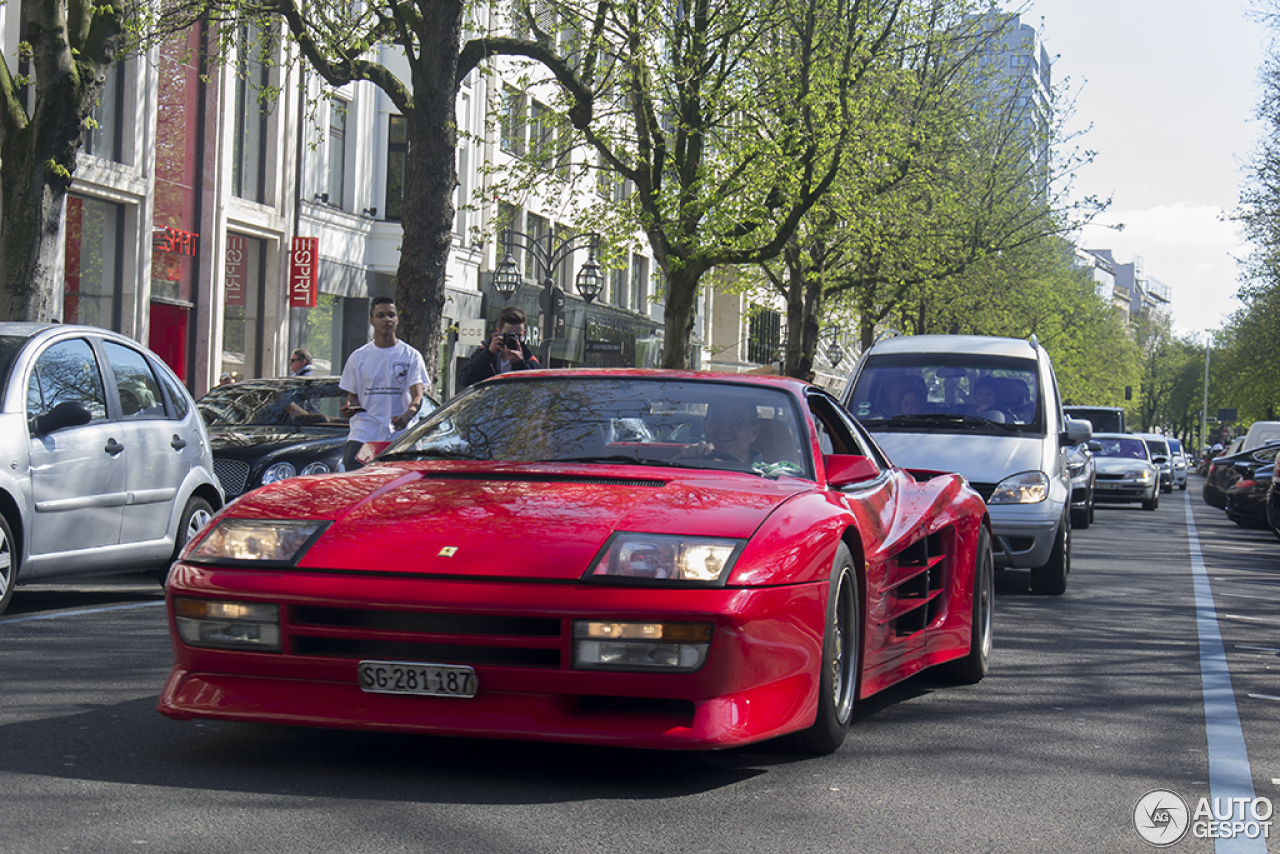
xmin=0 ymin=335 xmax=29 ymax=400
xmin=848 ymin=353 xmax=1044 ymax=433
xmin=1143 ymin=438 xmax=1169 ymax=458
xmin=1096 ymin=437 xmax=1150 ymax=459
xmin=198 ymin=381 xmax=351 ymax=427
xmin=381 ymin=376 xmax=813 ymax=479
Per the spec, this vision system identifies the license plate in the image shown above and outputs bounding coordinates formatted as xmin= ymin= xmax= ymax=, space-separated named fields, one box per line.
xmin=357 ymin=660 xmax=477 ymax=698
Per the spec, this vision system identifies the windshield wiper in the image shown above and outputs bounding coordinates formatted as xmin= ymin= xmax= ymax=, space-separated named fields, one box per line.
xmin=380 ymin=448 xmax=480 ymax=461
xmin=879 ymin=414 xmax=1024 ymax=433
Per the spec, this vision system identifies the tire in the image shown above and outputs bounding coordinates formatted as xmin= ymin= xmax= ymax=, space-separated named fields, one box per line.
xmin=1142 ymin=490 xmax=1159 ymax=511
xmin=1072 ymin=490 xmax=1093 ymax=530
xmin=789 ymin=544 xmax=859 ymax=755
xmin=160 ymin=496 xmax=214 ymax=583
xmin=1030 ymin=518 xmax=1069 ymax=596
xmin=0 ymin=513 xmax=16 ymax=616
xmin=942 ymin=527 xmax=994 ymax=684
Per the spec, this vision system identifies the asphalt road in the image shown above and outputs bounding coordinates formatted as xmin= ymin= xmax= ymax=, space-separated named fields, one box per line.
xmin=1 ymin=478 xmax=1276 ymax=854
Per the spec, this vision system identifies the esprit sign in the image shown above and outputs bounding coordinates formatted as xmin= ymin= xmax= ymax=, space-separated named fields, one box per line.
xmin=289 ymin=237 xmax=319 ymax=308
xmin=225 ymin=236 xmax=247 ymax=307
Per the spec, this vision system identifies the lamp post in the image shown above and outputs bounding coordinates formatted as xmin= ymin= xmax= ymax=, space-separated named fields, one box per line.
xmin=492 ymin=228 xmax=604 ymax=365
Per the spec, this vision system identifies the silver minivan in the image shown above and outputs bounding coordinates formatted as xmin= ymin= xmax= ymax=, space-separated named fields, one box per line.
xmin=0 ymin=323 xmax=223 ymax=614
xmin=842 ymin=334 xmax=1089 ymax=594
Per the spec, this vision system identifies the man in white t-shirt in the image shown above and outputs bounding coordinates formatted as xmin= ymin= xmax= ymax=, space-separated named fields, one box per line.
xmin=339 ymin=295 xmax=429 ymax=470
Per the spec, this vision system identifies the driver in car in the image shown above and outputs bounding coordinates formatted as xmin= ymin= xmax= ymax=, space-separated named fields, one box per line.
xmin=679 ymin=398 xmax=762 ymax=463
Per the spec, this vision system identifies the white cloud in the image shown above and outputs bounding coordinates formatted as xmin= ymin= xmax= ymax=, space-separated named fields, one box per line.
xmin=1086 ymin=203 xmax=1246 ymax=250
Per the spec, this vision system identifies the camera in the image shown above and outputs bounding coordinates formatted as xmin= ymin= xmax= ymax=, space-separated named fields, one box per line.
xmin=502 ymin=332 xmax=521 ymax=351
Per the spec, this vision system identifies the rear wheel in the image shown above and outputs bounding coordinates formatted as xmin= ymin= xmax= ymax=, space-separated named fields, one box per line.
xmin=1030 ymin=519 xmax=1069 ymax=595
xmin=0 ymin=514 xmax=16 ymax=616
xmin=943 ymin=527 xmax=994 ymax=683
xmin=790 ymin=544 xmax=859 ymax=755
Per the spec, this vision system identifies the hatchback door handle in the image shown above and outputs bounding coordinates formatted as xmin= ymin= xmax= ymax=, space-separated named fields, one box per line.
xmin=171 ymin=435 xmax=188 ymax=450
xmin=105 ymin=439 xmax=125 ymax=455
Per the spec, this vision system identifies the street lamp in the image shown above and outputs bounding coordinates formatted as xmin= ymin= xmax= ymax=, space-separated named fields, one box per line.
xmin=493 ymin=227 xmax=604 ymax=363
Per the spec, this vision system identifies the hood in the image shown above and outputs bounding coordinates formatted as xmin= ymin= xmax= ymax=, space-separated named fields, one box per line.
xmin=224 ymin=462 xmax=812 ymax=581
xmin=1094 ymin=457 xmax=1155 ymax=475
xmin=209 ymin=424 xmax=347 ymax=456
xmin=870 ymin=431 xmax=1049 ymax=485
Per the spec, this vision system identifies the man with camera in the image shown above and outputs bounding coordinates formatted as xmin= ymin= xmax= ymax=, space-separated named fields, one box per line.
xmin=460 ymin=307 xmax=543 ymax=388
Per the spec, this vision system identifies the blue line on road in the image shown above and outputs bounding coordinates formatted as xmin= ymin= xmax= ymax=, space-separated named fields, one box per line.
xmin=0 ymin=600 xmax=164 ymax=625
xmin=1185 ymin=492 xmax=1268 ymax=854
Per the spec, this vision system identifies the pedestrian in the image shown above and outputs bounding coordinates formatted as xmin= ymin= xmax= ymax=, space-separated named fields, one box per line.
xmin=289 ymin=348 xmax=314 ymax=376
xmin=338 ymin=295 xmax=429 ymax=470
xmin=459 ymin=306 xmax=542 ymax=388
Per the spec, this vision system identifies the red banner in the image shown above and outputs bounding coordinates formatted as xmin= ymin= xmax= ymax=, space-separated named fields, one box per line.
xmin=289 ymin=237 xmax=319 ymax=308
xmin=225 ymin=235 xmax=247 ymax=307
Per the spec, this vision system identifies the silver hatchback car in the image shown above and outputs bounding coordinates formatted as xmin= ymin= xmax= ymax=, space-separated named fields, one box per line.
xmin=0 ymin=324 xmax=223 ymax=614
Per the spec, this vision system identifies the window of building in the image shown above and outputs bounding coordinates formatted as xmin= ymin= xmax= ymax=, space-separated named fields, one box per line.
xmin=525 ymin=213 xmax=549 ymax=281
xmin=84 ymin=60 xmax=126 ymax=163
xmin=529 ymin=100 xmax=554 ymax=169
xmin=501 ymin=86 xmax=526 ymax=155
xmin=232 ymin=23 xmax=271 ymax=203
xmin=386 ymin=114 xmax=407 ymax=221
xmin=747 ymin=309 xmax=782 ymax=365
xmin=630 ymin=253 xmax=648 ymax=314
xmin=497 ymin=202 xmax=522 ymax=270
xmin=327 ymin=97 xmax=348 ymax=208
xmin=610 ymin=262 xmax=628 ymax=310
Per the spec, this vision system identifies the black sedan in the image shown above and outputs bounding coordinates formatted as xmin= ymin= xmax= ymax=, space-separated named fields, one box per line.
xmin=1202 ymin=440 xmax=1280 ymax=509
xmin=197 ymin=377 xmax=437 ymax=500
xmin=1225 ymin=463 xmax=1274 ymax=530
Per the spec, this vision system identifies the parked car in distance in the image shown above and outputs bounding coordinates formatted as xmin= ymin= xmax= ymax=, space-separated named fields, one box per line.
xmin=1091 ymin=432 xmax=1160 ymax=511
xmin=1225 ymin=463 xmax=1274 ymax=529
xmin=197 ymin=377 xmax=438 ymax=501
xmin=160 ymin=370 xmax=994 ymax=754
xmin=1136 ymin=433 xmax=1174 ymax=494
xmin=0 ymin=323 xmax=223 ymax=614
xmin=1063 ymin=405 xmax=1126 ymax=435
xmin=1066 ymin=422 xmax=1098 ymax=530
xmin=1167 ymin=437 xmax=1189 ymax=491
xmin=1203 ymin=440 xmax=1280 ymax=510
xmin=842 ymin=334 xmax=1089 ymax=595
xmin=1241 ymin=420 xmax=1280 ymax=453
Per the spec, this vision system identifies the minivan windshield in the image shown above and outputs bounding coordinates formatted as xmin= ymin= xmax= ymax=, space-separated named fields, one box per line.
xmin=848 ymin=353 xmax=1044 ymax=434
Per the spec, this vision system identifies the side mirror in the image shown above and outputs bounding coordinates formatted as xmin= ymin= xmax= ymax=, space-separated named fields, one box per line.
xmin=1062 ymin=416 xmax=1092 ymax=447
xmin=1152 ymin=454 xmax=1169 ymax=464
xmin=825 ymin=454 xmax=880 ymax=488
xmin=1087 ymin=440 xmax=1102 ymax=452
xmin=31 ymin=400 xmax=93 ymax=436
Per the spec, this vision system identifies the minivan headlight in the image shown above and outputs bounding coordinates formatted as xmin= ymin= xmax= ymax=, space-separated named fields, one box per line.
xmin=988 ymin=471 xmax=1050 ymax=504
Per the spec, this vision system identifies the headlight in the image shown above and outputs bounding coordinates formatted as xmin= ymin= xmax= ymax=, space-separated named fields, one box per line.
xmin=186 ymin=519 xmax=328 ymax=564
xmin=1133 ymin=469 xmax=1154 ymax=483
xmin=262 ymin=462 xmax=297 ymax=484
xmin=174 ymin=597 xmax=281 ymax=651
xmin=584 ymin=533 xmax=744 ymax=585
xmin=573 ymin=620 xmax=712 ymax=671
xmin=1067 ymin=459 xmax=1086 ymax=477
xmin=988 ymin=471 xmax=1049 ymax=504
xmin=300 ymin=461 xmax=332 ymax=476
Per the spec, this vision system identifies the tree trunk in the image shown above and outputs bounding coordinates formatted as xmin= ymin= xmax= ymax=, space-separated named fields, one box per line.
xmin=392 ymin=1 xmax=463 ymax=394
xmin=0 ymin=138 xmax=64 ymax=321
xmin=660 ymin=262 xmax=706 ymax=370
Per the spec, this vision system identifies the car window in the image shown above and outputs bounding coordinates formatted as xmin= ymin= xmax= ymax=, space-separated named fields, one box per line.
xmin=1095 ymin=437 xmax=1149 ymax=459
xmin=103 ymin=340 xmax=167 ymax=420
xmin=809 ymin=391 xmax=882 ymax=465
xmin=198 ymin=382 xmax=351 ymax=427
xmin=848 ymin=352 xmax=1043 ymax=432
xmin=383 ymin=377 xmax=813 ymax=479
xmin=154 ymin=362 xmax=191 ymax=419
xmin=27 ymin=338 xmax=108 ymax=422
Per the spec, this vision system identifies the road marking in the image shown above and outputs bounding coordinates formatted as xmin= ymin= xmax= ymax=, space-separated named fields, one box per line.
xmin=1186 ymin=493 xmax=1268 ymax=854
xmin=1235 ymin=644 xmax=1280 ymax=654
xmin=0 ymin=601 xmax=164 ymax=625
xmin=1247 ymin=694 xmax=1280 ymax=702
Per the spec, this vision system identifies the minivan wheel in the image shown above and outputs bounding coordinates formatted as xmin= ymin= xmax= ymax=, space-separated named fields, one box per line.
xmin=1030 ymin=519 xmax=1069 ymax=596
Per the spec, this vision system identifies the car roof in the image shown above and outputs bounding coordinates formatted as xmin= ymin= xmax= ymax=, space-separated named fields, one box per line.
xmin=484 ymin=368 xmax=815 ymax=395
xmin=863 ymin=334 xmax=1040 ymax=359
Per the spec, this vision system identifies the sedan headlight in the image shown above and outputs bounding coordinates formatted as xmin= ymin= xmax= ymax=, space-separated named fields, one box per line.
xmin=186 ymin=519 xmax=328 ymax=564
xmin=988 ymin=471 xmax=1050 ymax=504
xmin=1132 ymin=469 xmax=1155 ymax=483
xmin=262 ymin=461 xmax=297 ymax=484
xmin=174 ymin=598 xmax=281 ymax=651
xmin=584 ymin=533 xmax=744 ymax=585
xmin=300 ymin=461 xmax=332 ymax=476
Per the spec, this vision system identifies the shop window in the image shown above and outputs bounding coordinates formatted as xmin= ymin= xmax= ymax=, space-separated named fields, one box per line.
xmin=748 ymin=309 xmax=782 ymax=365
xmin=221 ymin=234 xmax=265 ymax=380
xmin=63 ymin=195 xmax=123 ymax=329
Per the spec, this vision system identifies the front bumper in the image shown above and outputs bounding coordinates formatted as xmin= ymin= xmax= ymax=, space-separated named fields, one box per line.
xmin=986 ymin=502 xmax=1063 ymax=569
xmin=1094 ymin=480 xmax=1156 ymax=503
xmin=158 ymin=564 xmax=828 ymax=750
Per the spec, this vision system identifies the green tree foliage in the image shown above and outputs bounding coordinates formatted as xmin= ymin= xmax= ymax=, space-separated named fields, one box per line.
xmin=482 ymin=0 xmax=925 ymax=369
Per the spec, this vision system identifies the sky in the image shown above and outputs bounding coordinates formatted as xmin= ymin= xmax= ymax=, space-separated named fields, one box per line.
xmin=1024 ymin=0 xmax=1269 ymax=339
